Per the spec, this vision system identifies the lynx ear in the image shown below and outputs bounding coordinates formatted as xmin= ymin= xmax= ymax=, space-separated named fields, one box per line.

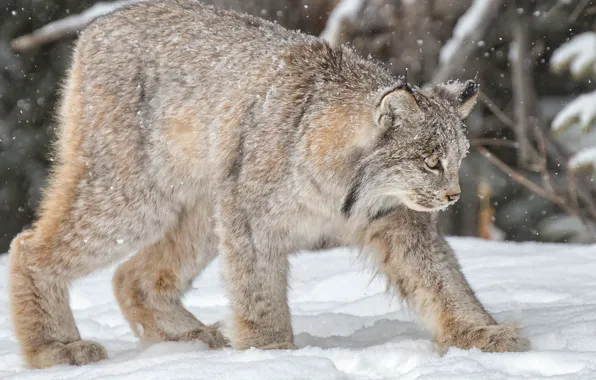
xmin=435 ymin=79 xmax=479 ymax=119
xmin=374 ymin=81 xmax=422 ymax=128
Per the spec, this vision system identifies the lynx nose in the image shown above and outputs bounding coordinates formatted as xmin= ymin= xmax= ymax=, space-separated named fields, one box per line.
xmin=445 ymin=184 xmax=461 ymax=202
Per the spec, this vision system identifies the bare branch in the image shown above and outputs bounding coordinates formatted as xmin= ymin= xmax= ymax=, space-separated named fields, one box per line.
xmin=477 ymin=91 xmax=515 ymax=129
xmin=11 ymin=1 xmax=131 ymax=52
xmin=471 ymin=138 xmax=519 ymax=149
xmin=567 ymin=170 xmax=580 ymax=211
xmin=509 ymin=4 xmax=543 ymax=170
xmin=479 ymin=55 xmax=596 ymax=226
xmin=478 ymin=144 xmax=596 ymax=240
xmin=569 ymin=0 xmax=591 ymax=23
xmin=432 ymin=0 xmax=504 ymax=83
xmin=476 ymin=146 xmax=578 ymax=219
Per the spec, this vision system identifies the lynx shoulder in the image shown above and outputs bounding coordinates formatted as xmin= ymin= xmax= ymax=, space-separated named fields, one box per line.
xmin=8 ymin=0 xmax=528 ymax=369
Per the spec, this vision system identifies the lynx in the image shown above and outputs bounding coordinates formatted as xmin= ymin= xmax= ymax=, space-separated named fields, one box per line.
xmin=9 ymin=0 xmax=529 ymax=369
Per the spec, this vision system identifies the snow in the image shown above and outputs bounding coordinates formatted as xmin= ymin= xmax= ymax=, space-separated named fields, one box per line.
xmin=569 ymin=146 xmax=596 ymax=170
xmin=551 ymin=91 xmax=596 ymax=132
xmin=550 ymin=32 xmax=596 ymax=78
xmin=1 ymin=237 xmax=596 ymax=379
xmin=549 ymin=35 xmax=596 ymax=171
xmin=319 ymin=0 xmax=363 ymax=45
xmin=439 ymin=0 xmax=503 ymax=65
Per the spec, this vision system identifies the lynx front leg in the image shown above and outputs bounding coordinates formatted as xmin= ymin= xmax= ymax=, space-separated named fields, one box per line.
xmin=364 ymin=209 xmax=529 ymax=353
xmin=218 ymin=207 xmax=294 ymax=350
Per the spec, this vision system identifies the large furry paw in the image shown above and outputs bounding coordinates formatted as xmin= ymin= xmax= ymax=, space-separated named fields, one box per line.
xmin=26 ymin=340 xmax=108 ymax=369
xmin=228 ymin=313 xmax=295 ymax=350
xmin=179 ymin=323 xmax=230 ymax=349
xmin=436 ymin=324 xmax=530 ymax=354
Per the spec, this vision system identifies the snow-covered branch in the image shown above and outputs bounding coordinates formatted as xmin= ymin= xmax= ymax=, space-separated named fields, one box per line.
xmin=552 ymin=91 xmax=596 ymax=133
xmin=569 ymin=147 xmax=596 ymax=171
xmin=433 ymin=0 xmax=504 ymax=83
xmin=319 ymin=0 xmax=364 ymax=46
xmin=11 ymin=1 xmax=131 ymax=52
xmin=550 ymin=34 xmax=596 ymax=172
xmin=552 ymin=91 xmax=596 ymax=171
xmin=550 ymin=32 xmax=596 ymax=79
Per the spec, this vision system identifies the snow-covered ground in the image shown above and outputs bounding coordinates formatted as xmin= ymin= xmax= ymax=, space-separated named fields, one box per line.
xmin=0 ymin=237 xmax=596 ymax=379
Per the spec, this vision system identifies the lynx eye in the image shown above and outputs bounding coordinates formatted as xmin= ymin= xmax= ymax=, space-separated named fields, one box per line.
xmin=425 ymin=156 xmax=440 ymax=170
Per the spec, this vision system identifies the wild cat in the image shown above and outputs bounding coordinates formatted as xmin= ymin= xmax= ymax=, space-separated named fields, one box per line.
xmin=8 ymin=0 xmax=529 ymax=369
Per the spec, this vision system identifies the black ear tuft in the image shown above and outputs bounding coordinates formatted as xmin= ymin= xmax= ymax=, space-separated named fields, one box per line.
xmin=394 ymin=78 xmax=414 ymax=94
xmin=432 ymin=79 xmax=479 ymax=120
xmin=459 ymin=80 xmax=479 ymax=103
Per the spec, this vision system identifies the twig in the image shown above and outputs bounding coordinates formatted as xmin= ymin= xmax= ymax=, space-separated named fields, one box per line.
xmin=510 ymin=12 xmax=596 ymax=221
xmin=432 ymin=0 xmax=505 ymax=83
xmin=479 ymin=82 xmax=596 ymax=224
xmin=11 ymin=1 xmax=131 ymax=52
xmin=569 ymin=0 xmax=591 ymax=23
xmin=567 ymin=170 xmax=580 ymax=211
xmin=471 ymin=138 xmax=519 ymax=149
xmin=477 ymin=91 xmax=515 ymax=129
xmin=534 ymin=117 xmax=556 ymax=193
xmin=544 ymin=0 xmax=565 ymax=18
xmin=476 ymin=146 xmax=579 ymax=218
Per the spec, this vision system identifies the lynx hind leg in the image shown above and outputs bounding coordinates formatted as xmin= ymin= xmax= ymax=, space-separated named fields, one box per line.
xmin=8 ymin=167 xmax=159 ymax=369
xmin=9 ymin=36 xmax=178 ymax=367
xmin=113 ymin=205 xmax=229 ymax=350
xmin=8 ymin=47 xmax=111 ymax=368
xmin=9 ymin=227 xmax=109 ymax=368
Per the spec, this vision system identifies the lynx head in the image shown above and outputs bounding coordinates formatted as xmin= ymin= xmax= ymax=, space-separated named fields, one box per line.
xmin=342 ymin=79 xmax=478 ymax=217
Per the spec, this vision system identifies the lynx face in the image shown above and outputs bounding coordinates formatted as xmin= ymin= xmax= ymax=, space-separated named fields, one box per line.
xmin=343 ymin=80 xmax=478 ymax=216
xmin=388 ymin=116 xmax=469 ymax=213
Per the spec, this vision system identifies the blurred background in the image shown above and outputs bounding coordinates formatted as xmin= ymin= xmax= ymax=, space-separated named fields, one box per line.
xmin=1 ymin=0 xmax=595 ymax=253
